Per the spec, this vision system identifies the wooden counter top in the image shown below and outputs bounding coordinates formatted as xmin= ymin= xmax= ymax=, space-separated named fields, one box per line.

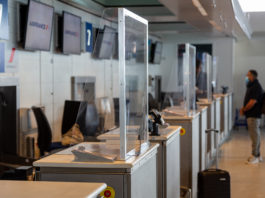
xmin=0 ymin=180 xmax=106 ymax=198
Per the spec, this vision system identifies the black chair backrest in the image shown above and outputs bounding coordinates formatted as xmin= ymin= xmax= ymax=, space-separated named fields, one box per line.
xmin=31 ymin=106 xmax=52 ymax=155
xmin=61 ymin=100 xmax=81 ymax=135
xmin=76 ymin=102 xmax=99 ymax=136
xmin=148 ymin=93 xmax=159 ymax=111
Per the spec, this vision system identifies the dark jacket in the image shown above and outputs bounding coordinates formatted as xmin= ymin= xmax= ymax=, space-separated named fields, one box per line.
xmin=243 ymin=79 xmax=263 ymax=118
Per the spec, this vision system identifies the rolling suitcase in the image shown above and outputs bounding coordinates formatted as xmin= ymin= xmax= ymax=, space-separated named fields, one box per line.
xmin=198 ymin=129 xmax=231 ymax=198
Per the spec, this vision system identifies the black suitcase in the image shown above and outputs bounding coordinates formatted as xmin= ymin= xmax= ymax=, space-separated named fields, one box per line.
xmin=198 ymin=129 xmax=231 ymax=198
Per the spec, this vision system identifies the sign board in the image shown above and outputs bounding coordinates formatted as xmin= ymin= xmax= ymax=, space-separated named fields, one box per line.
xmin=85 ymin=22 xmax=93 ymax=53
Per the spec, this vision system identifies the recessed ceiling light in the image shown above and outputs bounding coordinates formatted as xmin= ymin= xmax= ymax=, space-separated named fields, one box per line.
xmin=192 ymin=0 xmax=208 ymax=16
xmin=212 ymin=0 xmax=216 ymax=8
xmin=209 ymin=20 xmax=222 ymax=32
xmin=238 ymin=0 xmax=265 ymax=12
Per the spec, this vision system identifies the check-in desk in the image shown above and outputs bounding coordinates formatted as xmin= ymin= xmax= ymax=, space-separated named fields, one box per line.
xmin=163 ymin=113 xmax=200 ymax=198
xmin=98 ymin=126 xmax=181 ymax=198
xmin=197 ymin=106 xmax=208 ymax=171
xmin=0 ymin=180 xmax=106 ymax=198
xmin=214 ymin=97 xmax=221 ymax=155
xmin=228 ymin=92 xmax=233 ymax=133
xmin=34 ymin=143 xmax=159 ymax=198
xmin=197 ymin=100 xmax=215 ymax=167
xmin=214 ymin=94 xmax=229 ymax=144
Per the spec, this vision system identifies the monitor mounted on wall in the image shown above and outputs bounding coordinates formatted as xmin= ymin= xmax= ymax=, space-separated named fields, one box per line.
xmin=153 ymin=41 xmax=163 ymax=64
xmin=93 ymin=25 xmax=116 ymax=59
xmin=62 ymin=11 xmax=81 ymax=55
xmin=150 ymin=41 xmax=163 ymax=64
xmin=24 ymin=0 xmax=54 ymax=51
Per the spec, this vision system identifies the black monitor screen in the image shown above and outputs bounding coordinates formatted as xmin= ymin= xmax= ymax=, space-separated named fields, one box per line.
xmin=93 ymin=26 xmax=116 ymax=59
xmin=24 ymin=0 xmax=54 ymax=51
xmin=153 ymin=41 xmax=162 ymax=64
xmin=63 ymin=12 xmax=81 ymax=55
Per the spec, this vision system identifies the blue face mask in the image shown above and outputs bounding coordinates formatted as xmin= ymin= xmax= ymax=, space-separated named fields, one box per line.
xmin=245 ymin=76 xmax=249 ymax=85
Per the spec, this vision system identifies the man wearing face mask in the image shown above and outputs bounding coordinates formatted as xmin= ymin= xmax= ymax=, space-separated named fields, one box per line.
xmin=240 ymin=70 xmax=263 ymax=165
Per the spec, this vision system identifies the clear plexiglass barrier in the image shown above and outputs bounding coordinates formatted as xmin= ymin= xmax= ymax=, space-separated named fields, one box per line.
xmin=212 ymin=56 xmax=218 ymax=94
xmin=197 ymin=53 xmax=213 ymax=102
xmin=162 ymin=43 xmax=196 ymax=117
xmin=73 ymin=8 xmax=149 ymax=161
xmin=119 ymin=9 xmax=149 ymax=160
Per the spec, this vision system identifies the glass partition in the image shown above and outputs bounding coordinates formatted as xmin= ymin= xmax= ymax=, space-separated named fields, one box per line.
xmin=197 ymin=53 xmax=213 ymax=102
xmin=212 ymin=56 xmax=218 ymax=94
xmin=119 ymin=8 xmax=149 ymax=160
xmin=162 ymin=43 xmax=196 ymax=117
xmin=73 ymin=8 xmax=149 ymax=161
xmin=188 ymin=44 xmax=196 ymax=115
xmin=74 ymin=8 xmax=119 ymax=143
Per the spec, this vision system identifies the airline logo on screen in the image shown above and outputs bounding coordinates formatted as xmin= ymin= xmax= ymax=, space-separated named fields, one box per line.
xmin=65 ymin=30 xmax=79 ymax=38
xmin=29 ymin=21 xmax=49 ymax=30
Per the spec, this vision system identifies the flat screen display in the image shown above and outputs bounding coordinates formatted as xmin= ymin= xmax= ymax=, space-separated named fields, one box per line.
xmin=93 ymin=26 xmax=116 ymax=59
xmin=24 ymin=0 xmax=54 ymax=51
xmin=153 ymin=41 xmax=162 ymax=64
xmin=63 ymin=12 xmax=81 ymax=55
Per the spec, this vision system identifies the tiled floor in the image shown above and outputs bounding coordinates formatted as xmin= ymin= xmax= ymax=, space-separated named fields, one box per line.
xmin=219 ymin=129 xmax=265 ymax=198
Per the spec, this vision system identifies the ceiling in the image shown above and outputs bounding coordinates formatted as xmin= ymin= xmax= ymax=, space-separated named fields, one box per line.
xmin=59 ymin=0 xmax=255 ymax=39
xmin=247 ymin=12 xmax=265 ymax=38
xmin=91 ymin=0 xmax=161 ymax=7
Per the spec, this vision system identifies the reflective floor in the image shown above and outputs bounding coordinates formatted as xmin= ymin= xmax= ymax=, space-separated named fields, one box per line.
xmin=219 ymin=128 xmax=265 ymax=198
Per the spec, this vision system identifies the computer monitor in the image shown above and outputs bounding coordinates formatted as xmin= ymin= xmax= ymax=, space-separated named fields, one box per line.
xmin=93 ymin=26 xmax=116 ymax=59
xmin=24 ymin=0 xmax=54 ymax=51
xmin=62 ymin=11 xmax=81 ymax=55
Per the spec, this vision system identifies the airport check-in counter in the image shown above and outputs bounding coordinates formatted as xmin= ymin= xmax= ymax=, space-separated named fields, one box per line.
xmin=214 ymin=93 xmax=229 ymax=144
xmin=228 ymin=92 xmax=233 ymax=133
xmin=214 ymin=97 xmax=221 ymax=155
xmin=163 ymin=113 xmax=200 ymax=198
xmin=34 ymin=142 xmax=159 ymax=198
xmin=98 ymin=126 xmax=181 ymax=198
xmin=197 ymin=100 xmax=215 ymax=167
xmin=0 ymin=181 xmax=106 ymax=198
xmin=33 ymin=9 xmax=159 ymax=198
xmin=197 ymin=106 xmax=208 ymax=171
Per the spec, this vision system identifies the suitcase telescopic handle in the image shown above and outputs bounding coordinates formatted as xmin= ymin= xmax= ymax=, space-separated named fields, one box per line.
xmin=205 ymin=128 xmax=220 ymax=169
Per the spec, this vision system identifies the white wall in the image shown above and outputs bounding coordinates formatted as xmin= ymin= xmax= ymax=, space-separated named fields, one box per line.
xmin=3 ymin=0 xmax=112 ymax=141
xmin=160 ymin=34 xmax=235 ymax=94
xmin=2 ymin=0 xmax=163 ymax=141
xmin=2 ymin=0 xmax=234 ymax=143
xmin=234 ymin=38 xmax=265 ymax=111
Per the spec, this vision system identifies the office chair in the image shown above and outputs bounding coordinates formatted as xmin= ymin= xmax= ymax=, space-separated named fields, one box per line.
xmin=61 ymin=100 xmax=81 ymax=135
xmin=76 ymin=102 xmax=100 ymax=138
xmin=31 ymin=106 xmax=64 ymax=156
xmin=161 ymin=93 xmax=174 ymax=109
xmin=148 ymin=93 xmax=159 ymax=111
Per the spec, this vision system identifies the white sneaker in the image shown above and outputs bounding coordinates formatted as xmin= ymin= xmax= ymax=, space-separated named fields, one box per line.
xmin=259 ymin=156 xmax=263 ymax=162
xmin=246 ymin=156 xmax=259 ymax=165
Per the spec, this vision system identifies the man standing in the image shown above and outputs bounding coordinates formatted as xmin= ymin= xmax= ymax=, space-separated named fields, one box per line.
xmin=240 ymin=70 xmax=263 ymax=164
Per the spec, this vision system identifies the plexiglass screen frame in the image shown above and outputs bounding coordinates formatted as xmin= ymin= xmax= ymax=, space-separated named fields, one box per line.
xmin=201 ymin=53 xmax=213 ymax=102
xmin=118 ymin=8 xmax=149 ymax=160
xmin=187 ymin=44 xmax=196 ymax=116
xmin=162 ymin=43 xmax=196 ymax=117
